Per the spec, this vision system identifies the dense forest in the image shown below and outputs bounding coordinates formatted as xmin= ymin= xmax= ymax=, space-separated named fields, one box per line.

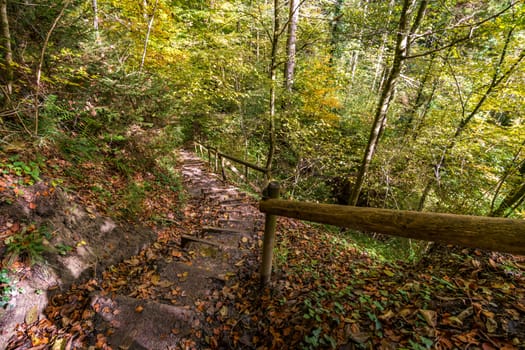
xmin=1 ymin=1 xmax=525 ymax=349
xmin=1 ymin=0 xmax=524 ymax=217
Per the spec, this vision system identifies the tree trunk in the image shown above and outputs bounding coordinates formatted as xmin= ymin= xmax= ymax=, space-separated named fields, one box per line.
xmin=402 ymin=53 xmax=436 ymax=136
xmin=92 ymin=0 xmax=100 ymax=43
xmin=490 ymin=142 xmax=525 ymax=214
xmin=329 ymin=0 xmax=344 ymax=61
xmin=349 ymin=0 xmax=428 ymax=206
xmin=139 ymin=0 xmax=159 ymax=73
xmin=34 ymin=0 xmax=72 ymax=135
xmin=0 ymin=0 xmax=13 ymax=96
xmin=371 ymin=0 xmax=395 ymax=92
xmin=492 ymin=181 xmax=525 ymax=217
xmin=418 ymin=27 xmax=525 ymax=210
xmin=265 ymin=0 xmax=280 ymax=180
xmin=284 ymin=0 xmax=299 ymax=91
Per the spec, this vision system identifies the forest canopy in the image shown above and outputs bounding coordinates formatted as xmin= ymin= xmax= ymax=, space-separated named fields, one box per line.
xmin=0 ymin=0 xmax=524 ymax=217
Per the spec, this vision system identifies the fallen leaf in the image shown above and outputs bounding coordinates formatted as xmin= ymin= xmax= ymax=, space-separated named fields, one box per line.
xmin=419 ymin=309 xmax=437 ymax=327
xmin=486 ymin=317 xmax=498 ymax=333
xmin=25 ymin=305 xmax=39 ymax=324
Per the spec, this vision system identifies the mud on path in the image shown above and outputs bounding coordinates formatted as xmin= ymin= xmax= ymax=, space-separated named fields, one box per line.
xmin=2 ymin=149 xmax=265 ymax=349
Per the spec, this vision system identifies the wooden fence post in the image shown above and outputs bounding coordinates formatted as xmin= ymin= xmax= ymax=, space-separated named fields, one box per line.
xmin=207 ymin=148 xmax=211 ymax=166
xmin=214 ymin=150 xmax=218 ymax=172
xmin=260 ymin=181 xmax=280 ymax=287
xmin=220 ymin=155 xmax=227 ymax=180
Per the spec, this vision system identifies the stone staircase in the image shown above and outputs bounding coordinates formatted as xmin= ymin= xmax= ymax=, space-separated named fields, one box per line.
xmin=90 ymin=150 xmax=264 ymax=349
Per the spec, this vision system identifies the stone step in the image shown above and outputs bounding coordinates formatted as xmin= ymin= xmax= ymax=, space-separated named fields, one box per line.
xmin=201 ymin=226 xmax=249 ymax=235
xmin=159 ymin=261 xmax=230 ymax=303
xmin=181 ymin=234 xmax=222 ymax=249
xmin=92 ymin=294 xmax=197 ymax=350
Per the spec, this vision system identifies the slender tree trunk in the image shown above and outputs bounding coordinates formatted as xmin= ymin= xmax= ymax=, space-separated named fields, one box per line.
xmin=142 ymin=0 xmax=148 ymax=19
xmin=349 ymin=0 xmax=428 ymax=206
xmin=418 ymin=27 xmax=525 ymax=210
xmin=402 ymin=54 xmax=436 ymax=136
xmin=350 ymin=51 xmax=359 ymax=82
xmin=139 ymin=0 xmax=159 ymax=73
xmin=490 ymin=142 xmax=524 ymax=214
xmin=492 ymin=181 xmax=525 ymax=217
xmin=92 ymin=0 xmax=100 ymax=43
xmin=371 ymin=0 xmax=395 ymax=92
xmin=329 ymin=0 xmax=344 ymax=62
xmin=34 ymin=0 xmax=71 ymax=135
xmin=0 ymin=0 xmax=13 ymax=96
xmin=265 ymin=0 xmax=280 ymax=179
xmin=284 ymin=0 xmax=299 ymax=91
xmin=349 ymin=0 xmax=368 ymax=83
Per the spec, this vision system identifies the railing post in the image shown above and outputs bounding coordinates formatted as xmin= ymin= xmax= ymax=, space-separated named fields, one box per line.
xmin=207 ymin=148 xmax=211 ymax=167
xmin=220 ymin=155 xmax=227 ymax=181
xmin=260 ymin=181 xmax=280 ymax=287
xmin=214 ymin=150 xmax=218 ymax=172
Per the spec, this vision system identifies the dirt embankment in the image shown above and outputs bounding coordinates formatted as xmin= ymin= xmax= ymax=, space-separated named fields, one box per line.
xmin=0 ymin=177 xmax=155 ymax=346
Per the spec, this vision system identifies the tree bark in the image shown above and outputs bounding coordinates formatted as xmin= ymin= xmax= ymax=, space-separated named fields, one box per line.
xmin=265 ymin=0 xmax=280 ymax=180
xmin=492 ymin=181 xmax=525 ymax=217
xmin=371 ymin=0 xmax=395 ymax=92
xmin=490 ymin=142 xmax=525 ymax=215
xmin=349 ymin=0 xmax=428 ymax=206
xmin=0 ymin=0 xmax=13 ymax=96
xmin=284 ymin=0 xmax=299 ymax=91
xmin=402 ymin=53 xmax=436 ymax=137
xmin=92 ymin=0 xmax=100 ymax=43
xmin=139 ymin=0 xmax=159 ymax=73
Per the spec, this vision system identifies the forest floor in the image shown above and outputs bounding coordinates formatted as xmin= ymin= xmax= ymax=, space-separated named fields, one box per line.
xmin=1 ymin=147 xmax=525 ymax=349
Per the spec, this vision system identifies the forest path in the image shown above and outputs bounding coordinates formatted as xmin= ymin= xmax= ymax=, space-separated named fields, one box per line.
xmin=88 ymin=149 xmax=265 ymax=349
xmin=4 ymin=149 xmax=525 ymax=349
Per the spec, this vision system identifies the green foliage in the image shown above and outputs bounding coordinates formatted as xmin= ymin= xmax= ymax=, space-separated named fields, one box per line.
xmin=120 ymin=182 xmax=149 ymax=219
xmin=4 ymin=224 xmax=51 ymax=266
xmin=302 ymin=327 xmax=337 ymax=349
xmin=55 ymin=243 xmax=73 ymax=256
xmin=58 ymin=136 xmax=99 ymax=163
xmin=0 ymin=156 xmax=42 ymax=185
xmin=0 ymin=268 xmax=16 ymax=308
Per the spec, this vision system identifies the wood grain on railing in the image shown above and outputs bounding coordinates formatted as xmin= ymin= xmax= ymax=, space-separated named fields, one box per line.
xmin=259 ymin=198 xmax=525 ymax=255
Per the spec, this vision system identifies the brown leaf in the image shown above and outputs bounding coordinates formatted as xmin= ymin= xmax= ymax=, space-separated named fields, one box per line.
xmin=419 ymin=309 xmax=437 ymax=327
xmin=486 ymin=317 xmax=498 ymax=333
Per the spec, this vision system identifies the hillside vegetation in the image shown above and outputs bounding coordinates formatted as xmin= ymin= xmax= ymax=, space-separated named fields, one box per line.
xmin=0 ymin=0 xmax=524 ymax=349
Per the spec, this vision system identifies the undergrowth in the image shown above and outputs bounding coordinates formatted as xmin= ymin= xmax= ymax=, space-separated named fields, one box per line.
xmin=4 ymin=224 xmax=52 ymax=266
xmin=0 ymin=268 xmax=17 ymax=309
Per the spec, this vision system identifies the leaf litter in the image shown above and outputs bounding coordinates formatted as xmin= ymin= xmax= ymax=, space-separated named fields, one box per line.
xmin=2 ymin=150 xmax=525 ymax=349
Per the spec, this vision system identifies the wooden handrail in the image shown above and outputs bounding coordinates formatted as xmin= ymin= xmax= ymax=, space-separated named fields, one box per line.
xmin=259 ymin=198 xmax=525 ymax=255
xmin=194 ymin=141 xmax=267 ymax=174
xmin=216 ymin=151 xmax=268 ymax=174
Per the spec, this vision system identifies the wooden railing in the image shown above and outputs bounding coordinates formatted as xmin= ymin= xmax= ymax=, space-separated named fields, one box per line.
xmin=190 ymin=145 xmax=525 ymax=286
xmin=194 ymin=141 xmax=268 ymax=192
xmin=258 ymin=182 xmax=525 ymax=286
